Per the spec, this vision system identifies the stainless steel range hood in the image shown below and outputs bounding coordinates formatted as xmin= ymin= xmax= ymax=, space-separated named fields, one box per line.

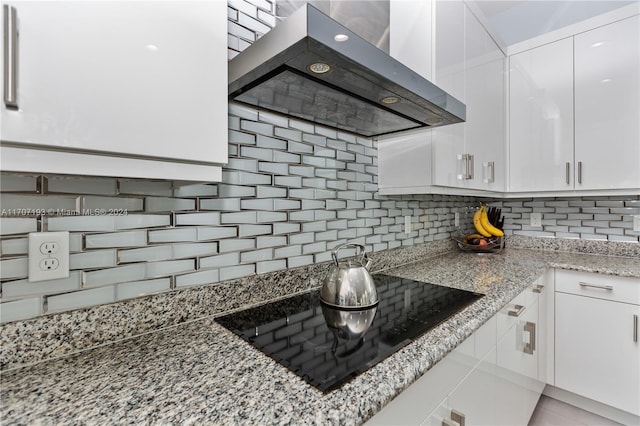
xmin=228 ymin=4 xmax=465 ymax=138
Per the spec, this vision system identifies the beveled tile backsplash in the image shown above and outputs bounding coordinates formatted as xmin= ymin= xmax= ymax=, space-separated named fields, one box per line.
xmin=1 ymin=0 xmax=638 ymax=327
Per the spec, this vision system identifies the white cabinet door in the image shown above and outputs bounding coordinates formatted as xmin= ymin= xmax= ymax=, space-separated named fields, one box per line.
xmin=377 ymin=129 xmax=432 ymax=195
xmin=509 ymin=37 xmax=574 ymax=192
xmin=1 ymin=1 xmax=227 ymax=177
xmin=390 ymin=0 xmax=433 ymax=81
xmin=574 ymin=15 xmax=640 ymax=190
xmin=495 ymin=297 xmax=544 ymax=425
xmin=555 ymin=292 xmax=640 ymax=416
xmin=432 ymin=0 xmax=465 ymax=189
xmin=444 ymin=347 xmax=499 ymax=426
xmin=433 ymin=3 xmax=505 ymax=191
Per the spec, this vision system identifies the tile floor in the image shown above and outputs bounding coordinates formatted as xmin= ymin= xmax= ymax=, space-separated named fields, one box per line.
xmin=528 ymin=396 xmax=623 ymax=426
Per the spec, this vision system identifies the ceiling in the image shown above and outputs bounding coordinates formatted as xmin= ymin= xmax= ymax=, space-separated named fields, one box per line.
xmin=469 ymin=0 xmax=637 ymax=45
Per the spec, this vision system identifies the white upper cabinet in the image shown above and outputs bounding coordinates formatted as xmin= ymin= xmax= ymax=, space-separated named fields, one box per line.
xmin=389 ymin=0 xmax=433 ymax=80
xmin=574 ymin=15 xmax=640 ymax=191
xmin=1 ymin=1 xmax=227 ymax=181
xmin=509 ymin=15 xmax=639 ymax=194
xmin=509 ymin=38 xmax=574 ymax=192
xmin=432 ymin=2 xmax=505 ymax=192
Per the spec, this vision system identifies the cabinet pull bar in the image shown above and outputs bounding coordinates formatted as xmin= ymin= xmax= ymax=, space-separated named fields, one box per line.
xmin=468 ymin=154 xmax=474 ymax=180
xmin=451 ymin=409 xmax=466 ymax=426
xmin=578 ymin=161 xmax=583 ymax=184
xmin=565 ymin=162 xmax=570 ymax=184
xmin=634 ymin=315 xmax=638 ymax=343
xmin=533 ymin=285 xmax=544 ymax=294
xmin=3 ymin=5 xmax=18 ymax=108
xmin=579 ymin=282 xmax=613 ymax=291
xmin=524 ymin=321 xmax=536 ymax=355
xmin=508 ymin=304 xmax=525 ymax=317
xmin=442 ymin=420 xmax=455 ymax=426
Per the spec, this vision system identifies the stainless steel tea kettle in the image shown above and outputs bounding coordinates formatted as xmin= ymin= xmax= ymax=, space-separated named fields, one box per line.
xmin=320 ymin=243 xmax=378 ymax=309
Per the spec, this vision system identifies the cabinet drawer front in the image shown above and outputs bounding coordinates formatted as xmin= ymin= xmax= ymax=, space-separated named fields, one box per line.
xmin=555 ymin=270 xmax=640 ymax=305
xmin=497 ymin=286 xmax=537 ymax=337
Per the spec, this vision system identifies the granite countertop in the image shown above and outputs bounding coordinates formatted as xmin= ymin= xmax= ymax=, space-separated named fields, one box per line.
xmin=1 ymin=248 xmax=639 ymax=425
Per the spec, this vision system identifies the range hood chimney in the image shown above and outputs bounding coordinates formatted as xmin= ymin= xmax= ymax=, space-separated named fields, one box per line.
xmin=228 ymin=4 xmax=465 ymax=137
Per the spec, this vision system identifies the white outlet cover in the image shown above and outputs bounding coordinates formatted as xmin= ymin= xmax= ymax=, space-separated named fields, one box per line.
xmin=28 ymin=232 xmax=70 ymax=282
xmin=404 ymin=215 xmax=411 ymax=234
xmin=530 ymin=212 xmax=542 ymax=228
xmin=633 ymin=215 xmax=640 ymax=232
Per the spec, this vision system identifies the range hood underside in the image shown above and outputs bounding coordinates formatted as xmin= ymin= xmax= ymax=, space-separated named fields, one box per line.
xmin=228 ymin=6 xmax=465 ymax=138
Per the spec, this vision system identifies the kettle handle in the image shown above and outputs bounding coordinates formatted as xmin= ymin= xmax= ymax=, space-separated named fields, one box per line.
xmin=331 ymin=243 xmax=372 ymax=269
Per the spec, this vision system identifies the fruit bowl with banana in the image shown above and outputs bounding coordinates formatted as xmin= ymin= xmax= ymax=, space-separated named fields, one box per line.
xmin=454 ymin=203 xmax=505 ymax=253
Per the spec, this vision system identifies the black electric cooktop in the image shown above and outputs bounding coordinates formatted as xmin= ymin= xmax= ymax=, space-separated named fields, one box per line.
xmin=216 ymin=274 xmax=483 ymax=393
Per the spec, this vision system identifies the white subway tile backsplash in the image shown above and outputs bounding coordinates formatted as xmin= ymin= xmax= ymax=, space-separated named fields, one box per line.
xmin=256 ymin=259 xmax=285 ymax=274
xmin=47 ymin=176 xmax=117 ymax=195
xmin=145 ymin=197 xmax=196 ymax=213
xmin=1 ymin=297 xmax=42 ymax=323
xmin=199 ymin=252 xmax=240 ymax=269
xmin=85 ymin=230 xmax=147 ymax=249
xmin=70 ymin=249 xmax=117 ymax=270
xmin=0 ymin=218 xmax=38 ymax=235
xmin=238 ymin=224 xmax=272 ymax=237
xmin=48 ymin=215 xmax=116 ymax=232
xmin=115 ymin=214 xmax=171 ymax=230
xmin=146 ymin=259 xmax=195 ymax=278
xmin=1 ymin=271 xmax=82 ymax=300
xmin=241 ymin=248 xmax=273 ymax=263
xmin=46 ymin=286 xmax=115 ymax=313
xmin=148 ymin=228 xmax=198 ymax=243
xmin=81 ymin=196 xmax=143 ymax=212
xmin=0 ymin=3 xmax=636 ymax=327
xmin=175 ymin=269 xmax=219 ymax=288
xmin=118 ymin=245 xmax=173 ymax=264
xmin=83 ymin=263 xmax=146 ymax=287
xmin=116 ymin=278 xmax=171 ymax=301
xmin=0 ymin=237 xmax=28 ymax=256
xmin=173 ymin=183 xmax=218 ymax=198
xmin=197 ymin=226 xmax=238 ymax=241
xmin=1 ymin=194 xmax=79 ymax=213
xmin=219 ymin=264 xmax=254 ymax=281
xmin=119 ymin=180 xmax=173 ymax=197
xmin=175 ymin=213 xmax=221 ymax=226
xmin=287 ymin=255 xmax=314 ymax=268
xmin=0 ymin=258 xmax=28 ymax=280
xmin=256 ymin=135 xmax=288 ymax=150
xmin=172 ymin=242 xmax=218 ymax=259
xmin=0 ymin=174 xmax=38 ymax=192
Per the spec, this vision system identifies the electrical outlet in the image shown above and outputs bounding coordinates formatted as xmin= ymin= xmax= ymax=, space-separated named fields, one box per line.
xmin=404 ymin=215 xmax=412 ymax=234
xmin=530 ymin=212 xmax=542 ymax=228
xmin=633 ymin=215 xmax=640 ymax=232
xmin=454 ymin=212 xmax=460 ymax=227
xmin=28 ymin=232 xmax=70 ymax=282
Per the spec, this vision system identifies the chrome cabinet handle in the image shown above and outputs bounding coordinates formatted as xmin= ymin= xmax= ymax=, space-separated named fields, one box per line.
xmin=451 ymin=409 xmax=466 ymax=426
xmin=508 ymin=304 xmax=525 ymax=317
xmin=533 ymin=284 xmax=544 ymax=294
xmin=483 ymin=161 xmax=495 ymax=184
xmin=578 ymin=161 xmax=583 ymax=184
xmin=457 ymin=154 xmax=473 ymax=180
xmin=579 ymin=282 xmax=613 ymax=291
xmin=3 ymin=4 xmax=18 ymax=108
xmin=565 ymin=162 xmax=570 ymax=184
xmin=634 ymin=315 xmax=638 ymax=343
xmin=524 ymin=321 xmax=536 ymax=355
xmin=442 ymin=420 xmax=455 ymax=426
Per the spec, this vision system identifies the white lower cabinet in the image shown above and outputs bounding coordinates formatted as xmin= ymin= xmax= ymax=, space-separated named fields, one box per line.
xmin=554 ymin=270 xmax=640 ymax=416
xmin=368 ymin=278 xmax=545 ymax=425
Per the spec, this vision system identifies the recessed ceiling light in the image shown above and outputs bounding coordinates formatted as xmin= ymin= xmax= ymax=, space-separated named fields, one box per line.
xmin=334 ymin=34 xmax=349 ymax=42
xmin=308 ymin=62 xmax=331 ymax=74
xmin=591 ymin=41 xmax=605 ymax=48
xmin=380 ymin=96 xmax=400 ymax=104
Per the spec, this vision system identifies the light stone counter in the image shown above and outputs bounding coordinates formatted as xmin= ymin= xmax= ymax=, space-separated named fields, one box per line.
xmin=1 ymin=247 xmax=639 ymax=425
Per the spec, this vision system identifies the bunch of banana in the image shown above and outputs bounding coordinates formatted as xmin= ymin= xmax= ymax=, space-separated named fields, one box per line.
xmin=473 ymin=203 xmax=504 ymax=237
